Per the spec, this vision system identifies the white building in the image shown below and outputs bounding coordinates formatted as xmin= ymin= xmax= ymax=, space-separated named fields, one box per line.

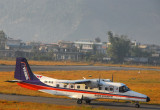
xmin=5 ymin=37 xmax=21 ymax=50
xmin=74 ymin=41 xmax=105 ymax=54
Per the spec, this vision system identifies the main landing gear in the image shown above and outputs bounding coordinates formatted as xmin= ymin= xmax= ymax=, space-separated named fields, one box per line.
xmin=77 ymin=99 xmax=91 ymax=104
xmin=77 ymin=99 xmax=82 ymax=104
xmin=85 ymin=100 xmax=91 ymax=104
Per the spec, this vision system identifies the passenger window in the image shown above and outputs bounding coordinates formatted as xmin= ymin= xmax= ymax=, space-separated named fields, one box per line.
xmin=44 ymin=81 xmax=47 ymax=83
xmin=70 ymin=85 xmax=74 ymax=88
xmin=56 ymin=84 xmax=59 ymax=88
xmin=105 ymin=87 xmax=108 ymax=90
xmin=77 ymin=85 xmax=80 ymax=89
xmin=64 ymin=85 xmax=67 ymax=88
xmin=110 ymin=87 xmax=113 ymax=91
xmin=99 ymin=87 xmax=102 ymax=90
xmin=85 ymin=86 xmax=88 ymax=89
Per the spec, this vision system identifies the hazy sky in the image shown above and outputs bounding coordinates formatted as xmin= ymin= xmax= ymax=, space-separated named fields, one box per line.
xmin=0 ymin=0 xmax=160 ymax=45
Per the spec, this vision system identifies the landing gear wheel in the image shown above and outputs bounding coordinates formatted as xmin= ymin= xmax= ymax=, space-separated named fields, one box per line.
xmin=135 ymin=103 xmax=140 ymax=108
xmin=77 ymin=99 xmax=82 ymax=104
xmin=85 ymin=100 xmax=91 ymax=104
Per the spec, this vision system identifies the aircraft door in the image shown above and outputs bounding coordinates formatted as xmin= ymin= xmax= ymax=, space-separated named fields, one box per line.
xmin=67 ymin=84 xmax=75 ymax=96
xmin=98 ymin=86 xmax=107 ymax=94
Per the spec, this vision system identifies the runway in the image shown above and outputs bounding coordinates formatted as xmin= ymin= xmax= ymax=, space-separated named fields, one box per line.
xmin=0 ymin=94 xmax=159 ymax=110
xmin=0 ymin=65 xmax=160 ymax=71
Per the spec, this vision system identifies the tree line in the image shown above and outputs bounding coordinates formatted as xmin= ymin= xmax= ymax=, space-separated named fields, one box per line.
xmin=107 ymin=31 xmax=151 ymax=63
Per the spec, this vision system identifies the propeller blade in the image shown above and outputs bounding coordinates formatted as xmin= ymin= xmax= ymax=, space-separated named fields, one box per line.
xmin=98 ymin=74 xmax=102 ymax=87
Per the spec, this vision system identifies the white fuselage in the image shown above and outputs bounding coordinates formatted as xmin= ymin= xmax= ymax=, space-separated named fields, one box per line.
xmin=32 ymin=74 xmax=148 ymax=102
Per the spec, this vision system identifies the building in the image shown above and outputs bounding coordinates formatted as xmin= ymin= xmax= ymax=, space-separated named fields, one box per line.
xmin=55 ymin=41 xmax=79 ymax=61
xmin=58 ymin=41 xmax=77 ymax=52
xmin=74 ymin=41 xmax=105 ymax=54
xmin=46 ymin=43 xmax=59 ymax=52
xmin=38 ymin=41 xmax=80 ymax=61
xmin=131 ymin=40 xmax=140 ymax=47
xmin=139 ymin=44 xmax=160 ymax=54
xmin=5 ymin=37 xmax=22 ymax=50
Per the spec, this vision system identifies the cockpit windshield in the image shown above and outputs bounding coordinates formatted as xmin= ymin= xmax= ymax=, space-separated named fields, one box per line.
xmin=119 ymin=85 xmax=130 ymax=93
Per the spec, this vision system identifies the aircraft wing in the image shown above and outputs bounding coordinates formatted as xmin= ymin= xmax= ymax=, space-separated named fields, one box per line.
xmin=60 ymin=79 xmax=91 ymax=84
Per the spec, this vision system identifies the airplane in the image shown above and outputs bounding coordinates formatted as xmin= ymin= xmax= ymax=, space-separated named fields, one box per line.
xmin=6 ymin=57 xmax=150 ymax=108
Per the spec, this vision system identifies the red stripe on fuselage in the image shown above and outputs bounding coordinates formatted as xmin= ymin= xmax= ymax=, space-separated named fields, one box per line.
xmin=17 ymin=82 xmax=146 ymax=100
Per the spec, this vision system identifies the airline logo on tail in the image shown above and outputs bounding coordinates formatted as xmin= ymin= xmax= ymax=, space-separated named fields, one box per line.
xmin=23 ymin=66 xmax=29 ymax=80
xmin=21 ymin=62 xmax=30 ymax=80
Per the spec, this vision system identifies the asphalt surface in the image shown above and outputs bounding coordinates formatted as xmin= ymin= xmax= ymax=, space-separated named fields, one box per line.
xmin=0 ymin=94 xmax=160 ymax=110
xmin=0 ymin=65 xmax=160 ymax=71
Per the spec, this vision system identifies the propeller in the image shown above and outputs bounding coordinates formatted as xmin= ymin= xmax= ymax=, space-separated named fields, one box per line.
xmin=97 ymin=75 xmax=102 ymax=87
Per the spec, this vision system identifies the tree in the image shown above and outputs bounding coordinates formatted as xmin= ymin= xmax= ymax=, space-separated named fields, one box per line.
xmin=95 ymin=37 xmax=101 ymax=43
xmin=107 ymin=31 xmax=130 ymax=63
xmin=92 ymin=44 xmax=97 ymax=54
xmin=0 ymin=30 xmax=7 ymax=50
xmin=130 ymin=46 xmax=151 ymax=57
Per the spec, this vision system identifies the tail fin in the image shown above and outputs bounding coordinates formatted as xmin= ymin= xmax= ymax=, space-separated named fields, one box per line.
xmin=14 ymin=57 xmax=38 ymax=80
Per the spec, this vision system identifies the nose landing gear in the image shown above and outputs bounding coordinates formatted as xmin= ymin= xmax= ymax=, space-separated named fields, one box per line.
xmin=135 ymin=103 xmax=140 ymax=108
xmin=132 ymin=101 xmax=140 ymax=108
xmin=77 ymin=99 xmax=91 ymax=104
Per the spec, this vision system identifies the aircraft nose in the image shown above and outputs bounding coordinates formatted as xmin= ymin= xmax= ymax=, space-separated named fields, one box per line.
xmin=146 ymin=97 xmax=150 ymax=102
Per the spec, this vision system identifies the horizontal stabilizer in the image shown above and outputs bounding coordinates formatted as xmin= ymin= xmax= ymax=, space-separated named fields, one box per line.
xmin=5 ymin=80 xmax=23 ymax=83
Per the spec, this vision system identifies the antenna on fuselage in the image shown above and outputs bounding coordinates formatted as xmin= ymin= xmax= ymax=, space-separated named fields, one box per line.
xmin=89 ymin=75 xmax=92 ymax=77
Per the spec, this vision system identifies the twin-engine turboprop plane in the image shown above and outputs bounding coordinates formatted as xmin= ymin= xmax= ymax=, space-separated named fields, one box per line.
xmin=7 ymin=57 xmax=150 ymax=108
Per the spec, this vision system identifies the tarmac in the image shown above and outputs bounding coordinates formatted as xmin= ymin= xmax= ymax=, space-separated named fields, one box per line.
xmin=0 ymin=94 xmax=160 ymax=110
xmin=0 ymin=65 xmax=160 ymax=71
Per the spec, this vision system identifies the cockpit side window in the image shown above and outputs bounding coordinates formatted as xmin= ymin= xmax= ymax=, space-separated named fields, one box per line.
xmin=119 ymin=86 xmax=123 ymax=92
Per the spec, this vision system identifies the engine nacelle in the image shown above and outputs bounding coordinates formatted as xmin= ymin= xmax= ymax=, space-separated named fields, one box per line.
xmin=102 ymin=79 xmax=112 ymax=82
xmin=85 ymin=79 xmax=106 ymax=88
xmin=86 ymin=80 xmax=99 ymax=88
